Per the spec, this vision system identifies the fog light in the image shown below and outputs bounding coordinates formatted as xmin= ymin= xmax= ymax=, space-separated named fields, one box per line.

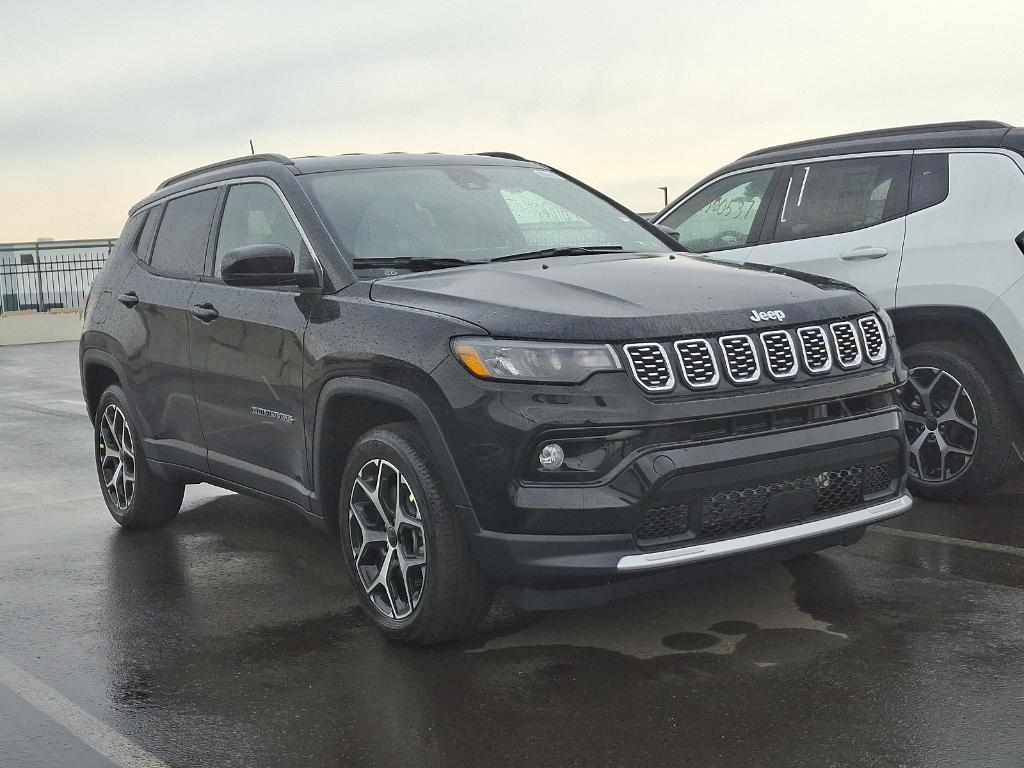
xmin=538 ymin=443 xmax=565 ymax=471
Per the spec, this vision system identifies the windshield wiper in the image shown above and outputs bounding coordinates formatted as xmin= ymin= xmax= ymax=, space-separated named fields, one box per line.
xmin=489 ymin=246 xmax=627 ymax=263
xmin=351 ymin=257 xmax=477 ymax=272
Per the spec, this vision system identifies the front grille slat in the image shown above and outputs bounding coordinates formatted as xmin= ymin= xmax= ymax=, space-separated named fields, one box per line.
xmin=830 ymin=321 xmax=863 ymax=369
xmin=759 ymin=330 xmax=798 ymax=379
xmin=858 ymin=315 xmax=888 ymax=363
xmin=719 ymin=335 xmax=761 ymax=384
xmin=623 ymin=342 xmax=675 ymax=392
xmin=674 ymin=338 xmax=720 ymax=389
xmin=797 ymin=326 xmax=833 ymax=374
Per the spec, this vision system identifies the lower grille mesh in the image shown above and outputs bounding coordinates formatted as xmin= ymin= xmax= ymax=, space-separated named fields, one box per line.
xmin=635 ymin=503 xmax=690 ymax=545
xmin=634 ymin=461 xmax=898 ymax=547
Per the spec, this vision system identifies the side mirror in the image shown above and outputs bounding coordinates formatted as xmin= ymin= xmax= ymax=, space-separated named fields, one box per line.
xmin=220 ymin=244 xmax=318 ymax=288
xmin=655 ymin=223 xmax=681 ymax=242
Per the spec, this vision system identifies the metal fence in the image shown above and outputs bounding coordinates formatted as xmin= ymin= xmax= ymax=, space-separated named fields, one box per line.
xmin=0 ymin=239 xmax=115 ymax=313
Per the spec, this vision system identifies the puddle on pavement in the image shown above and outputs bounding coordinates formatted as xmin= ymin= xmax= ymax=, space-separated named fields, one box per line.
xmin=472 ymin=563 xmax=846 ymax=661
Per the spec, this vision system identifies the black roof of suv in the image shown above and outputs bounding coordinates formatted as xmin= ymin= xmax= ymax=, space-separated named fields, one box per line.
xmin=684 ymin=120 xmax=1024 ymax=194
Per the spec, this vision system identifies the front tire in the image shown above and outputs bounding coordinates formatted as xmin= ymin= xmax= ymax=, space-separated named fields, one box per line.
xmin=901 ymin=340 xmax=1021 ymax=501
xmin=339 ymin=423 xmax=492 ymax=645
xmin=94 ymin=385 xmax=184 ymax=529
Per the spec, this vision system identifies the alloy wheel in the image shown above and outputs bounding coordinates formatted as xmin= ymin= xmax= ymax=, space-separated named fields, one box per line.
xmin=98 ymin=404 xmax=136 ymax=509
xmin=348 ymin=459 xmax=427 ymax=620
xmin=902 ymin=366 xmax=978 ymax=484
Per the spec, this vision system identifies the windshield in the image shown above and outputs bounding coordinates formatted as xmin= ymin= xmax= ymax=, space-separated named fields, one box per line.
xmin=300 ymin=164 xmax=670 ymax=265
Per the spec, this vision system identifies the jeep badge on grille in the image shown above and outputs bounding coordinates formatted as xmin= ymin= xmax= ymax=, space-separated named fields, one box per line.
xmin=749 ymin=309 xmax=786 ymax=323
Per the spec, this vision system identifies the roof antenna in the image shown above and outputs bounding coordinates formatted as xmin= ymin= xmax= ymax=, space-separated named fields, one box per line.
xmin=249 ymin=139 xmax=255 ymax=155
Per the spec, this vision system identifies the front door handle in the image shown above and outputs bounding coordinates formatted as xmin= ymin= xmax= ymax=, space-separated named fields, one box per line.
xmin=190 ymin=303 xmax=219 ymax=322
xmin=840 ymin=246 xmax=889 ymax=261
xmin=117 ymin=291 xmax=139 ymax=308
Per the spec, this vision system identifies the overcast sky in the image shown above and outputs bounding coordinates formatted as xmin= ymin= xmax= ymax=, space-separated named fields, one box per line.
xmin=2 ymin=0 xmax=1023 ymax=241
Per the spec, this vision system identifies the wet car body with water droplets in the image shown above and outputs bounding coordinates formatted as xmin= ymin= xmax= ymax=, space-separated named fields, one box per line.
xmin=80 ymin=152 xmax=910 ymax=642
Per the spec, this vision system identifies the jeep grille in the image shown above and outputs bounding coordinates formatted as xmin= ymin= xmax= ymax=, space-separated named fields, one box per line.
xmin=829 ymin=321 xmax=863 ymax=369
xmin=797 ymin=326 xmax=833 ymax=374
xmin=623 ymin=314 xmax=887 ymax=394
xmin=858 ymin=315 xmax=887 ymax=363
xmin=674 ymin=339 xmax=719 ymax=389
xmin=623 ymin=343 xmax=674 ymax=392
xmin=759 ymin=330 xmax=799 ymax=380
xmin=719 ymin=335 xmax=760 ymax=384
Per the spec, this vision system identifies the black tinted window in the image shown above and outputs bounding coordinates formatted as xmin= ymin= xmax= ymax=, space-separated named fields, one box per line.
xmin=910 ymin=153 xmax=949 ymax=213
xmin=773 ymin=156 xmax=910 ymax=241
xmin=150 ymin=190 xmax=218 ymax=276
xmin=135 ymin=207 xmax=161 ymax=261
xmin=115 ymin=212 xmax=146 ymax=260
xmin=215 ymin=184 xmax=309 ymax=275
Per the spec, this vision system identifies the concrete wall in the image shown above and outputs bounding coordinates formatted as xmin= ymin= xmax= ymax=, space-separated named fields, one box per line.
xmin=0 ymin=309 xmax=82 ymax=346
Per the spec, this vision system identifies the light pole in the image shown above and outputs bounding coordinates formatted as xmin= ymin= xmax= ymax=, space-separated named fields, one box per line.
xmin=657 ymin=186 xmax=668 ymax=209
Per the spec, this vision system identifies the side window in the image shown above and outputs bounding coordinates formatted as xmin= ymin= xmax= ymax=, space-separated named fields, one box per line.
xmin=214 ymin=183 xmax=308 ymax=276
xmin=773 ymin=156 xmax=910 ymax=241
xmin=660 ymin=169 xmax=776 ymax=253
xmin=114 ymin=212 xmax=146 ymax=260
xmin=150 ymin=190 xmax=218 ymax=276
xmin=910 ymin=153 xmax=949 ymax=213
xmin=134 ymin=207 xmax=161 ymax=261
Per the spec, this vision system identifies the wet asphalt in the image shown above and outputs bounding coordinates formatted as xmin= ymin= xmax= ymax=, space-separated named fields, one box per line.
xmin=1 ymin=341 xmax=1022 ymax=768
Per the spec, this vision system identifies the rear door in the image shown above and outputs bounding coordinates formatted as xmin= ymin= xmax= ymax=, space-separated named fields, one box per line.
xmin=188 ymin=181 xmax=315 ymax=507
xmin=743 ymin=155 xmax=911 ymax=308
xmin=120 ymin=189 xmax=218 ymax=469
xmin=657 ymin=167 xmax=780 ymax=263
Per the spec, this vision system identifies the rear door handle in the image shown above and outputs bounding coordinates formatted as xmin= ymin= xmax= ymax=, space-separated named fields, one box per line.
xmin=117 ymin=291 xmax=139 ymax=308
xmin=190 ymin=303 xmax=219 ymax=322
xmin=840 ymin=246 xmax=889 ymax=261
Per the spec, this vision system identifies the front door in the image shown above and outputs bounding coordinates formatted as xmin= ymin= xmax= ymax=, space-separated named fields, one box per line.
xmin=743 ymin=155 xmax=911 ymax=309
xmin=188 ymin=182 xmax=314 ymax=507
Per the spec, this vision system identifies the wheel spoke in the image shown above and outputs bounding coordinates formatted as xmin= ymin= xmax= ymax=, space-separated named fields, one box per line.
xmin=367 ymin=548 xmax=398 ymax=617
xmin=902 ymin=411 xmax=928 ymax=426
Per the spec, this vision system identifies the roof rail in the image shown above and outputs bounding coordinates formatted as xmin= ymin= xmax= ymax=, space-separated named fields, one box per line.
xmin=741 ymin=121 xmax=1012 ymax=159
xmin=474 ymin=151 xmax=530 ymax=162
xmin=157 ymin=153 xmax=294 ymax=189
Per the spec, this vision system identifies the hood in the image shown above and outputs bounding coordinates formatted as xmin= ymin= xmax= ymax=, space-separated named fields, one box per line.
xmin=368 ymin=253 xmax=875 ymax=342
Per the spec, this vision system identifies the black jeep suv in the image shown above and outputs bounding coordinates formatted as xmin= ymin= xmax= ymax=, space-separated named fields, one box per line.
xmin=81 ymin=151 xmax=911 ymax=644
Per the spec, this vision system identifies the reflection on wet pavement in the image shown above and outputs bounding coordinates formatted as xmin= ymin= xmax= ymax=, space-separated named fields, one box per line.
xmin=2 ymin=342 xmax=1023 ymax=768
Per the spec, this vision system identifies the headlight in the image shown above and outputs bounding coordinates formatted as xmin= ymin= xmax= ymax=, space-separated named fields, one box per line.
xmin=451 ymin=337 xmax=622 ymax=383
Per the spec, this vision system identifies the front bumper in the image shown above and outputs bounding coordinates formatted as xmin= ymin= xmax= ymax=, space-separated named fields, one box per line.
xmin=616 ymin=493 xmax=910 ymax=571
xmin=465 ymin=412 xmax=908 ymax=589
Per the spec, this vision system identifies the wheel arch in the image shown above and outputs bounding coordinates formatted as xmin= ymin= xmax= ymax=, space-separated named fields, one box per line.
xmin=310 ymin=378 xmax=471 ymax=535
xmin=81 ymin=348 xmax=130 ymax=421
xmin=889 ymin=305 xmax=1021 ymax=374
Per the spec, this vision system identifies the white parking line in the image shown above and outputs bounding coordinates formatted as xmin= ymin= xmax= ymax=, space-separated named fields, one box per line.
xmin=873 ymin=526 xmax=1024 ymax=558
xmin=0 ymin=654 xmax=171 ymax=768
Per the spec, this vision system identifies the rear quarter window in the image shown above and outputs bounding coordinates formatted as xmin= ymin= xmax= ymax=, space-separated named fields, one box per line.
xmin=909 ymin=153 xmax=950 ymax=213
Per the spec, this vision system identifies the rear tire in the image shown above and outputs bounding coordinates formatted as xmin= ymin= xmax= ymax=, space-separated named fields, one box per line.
xmin=338 ymin=423 xmax=492 ymax=645
xmin=94 ymin=385 xmax=184 ymax=529
xmin=901 ymin=340 xmax=1021 ymax=501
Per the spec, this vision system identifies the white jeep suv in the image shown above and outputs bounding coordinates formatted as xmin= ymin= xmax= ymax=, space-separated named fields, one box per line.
xmin=655 ymin=120 xmax=1024 ymax=500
